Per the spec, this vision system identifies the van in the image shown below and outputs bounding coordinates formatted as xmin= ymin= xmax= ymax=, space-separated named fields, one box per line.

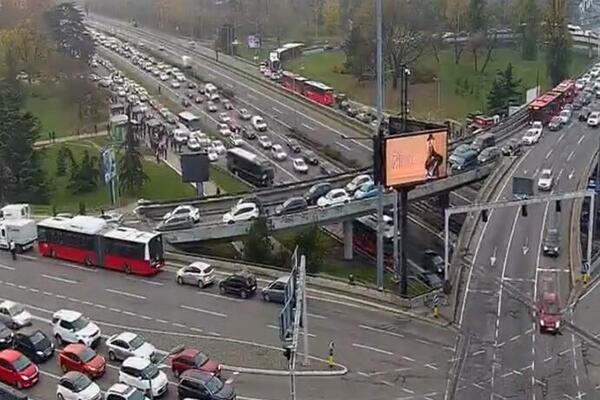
xmin=0 ymin=382 xmax=28 ymax=400
xmin=471 ymin=133 xmax=496 ymax=153
xmin=449 ymin=149 xmax=478 ymax=171
xmin=261 ymin=276 xmax=291 ymax=303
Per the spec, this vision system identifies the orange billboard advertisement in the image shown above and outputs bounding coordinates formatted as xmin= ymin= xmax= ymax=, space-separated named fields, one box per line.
xmin=384 ymin=129 xmax=448 ymax=187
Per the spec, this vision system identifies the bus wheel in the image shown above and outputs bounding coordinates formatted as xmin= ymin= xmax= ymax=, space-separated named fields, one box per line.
xmin=124 ymin=265 xmax=132 ymax=274
xmin=84 ymin=257 xmax=92 ymax=266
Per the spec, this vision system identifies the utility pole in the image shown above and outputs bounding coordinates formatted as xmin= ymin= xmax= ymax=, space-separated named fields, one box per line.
xmin=375 ymin=0 xmax=385 ymax=290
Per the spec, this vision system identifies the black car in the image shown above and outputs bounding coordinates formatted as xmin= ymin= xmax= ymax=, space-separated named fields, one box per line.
xmin=188 ymin=82 xmax=198 ymax=90
xmin=304 ymin=182 xmax=332 ymax=205
xmin=572 ymin=99 xmax=583 ymax=110
xmin=287 ymin=139 xmax=301 ymax=153
xmin=241 ymin=126 xmax=256 ymax=140
xmin=13 ymin=328 xmax=54 ymax=363
xmin=501 ymin=138 xmax=521 ymax=156
xmin=422 ymin=250 xmax=444 ymax=276
xmin=548 ymin=116 xmax=563 ymax=131
xmin=275 ymin=197 xmax=308 ymax=215
xmin=178 ymin=369 xmax=235 ymax=400
xmin=0 ymin=322 xmax=13 ymax=350
xmin=219 ymin=272 xmax=257 ymax=299
xmin=0 ymin=382 xmax=28 ymax=400
xmin=186 ymin=91 xmax=195 ymax=99
xmin=579 ymin=108 xmax=591 ymax=122
xmin=302 ymin=150 xmax=319 ymax=165
xmin=345 ymin=107 xmax=358 ymax=117
xmin=542 ymin=228 xmax=560 ymax=257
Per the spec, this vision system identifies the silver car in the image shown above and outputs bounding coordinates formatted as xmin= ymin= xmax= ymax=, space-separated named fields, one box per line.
xmin=176 ymin=262 xmax=216 ymax=288
xmin=0 ymin=301 xmax=32 ymax=329
xmin=106 ymin=332 xmax=157 ymax=362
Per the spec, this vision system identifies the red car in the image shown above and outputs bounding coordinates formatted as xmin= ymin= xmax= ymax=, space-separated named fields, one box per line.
xmin=59 ymin=344 xmax=106 ymax=378
xmin=171 ymin=348 xmax=221 ymax=377
xmin=0 ymin=349 xmax=39 ymax=389
xmin=537 ymin=272 xmax=562 ymax=334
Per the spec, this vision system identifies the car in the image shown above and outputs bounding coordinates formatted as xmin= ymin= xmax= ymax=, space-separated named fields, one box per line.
xmin=0 ymin=323 xmax=13 ymax=350
xmin=171 ymin=348 xmax=221 ymax=378
xmin=173 ymin=129 xmax=190 ymax=144
xmin=56 ymin=371 xmax=101 ymax=400
xmin=59 ymin=344 xmax=105 ymax=378
xmin=217 ymin=123 xmax=232 ymax=137
xmin=187 ymin=82 xmax=198 ymax=90
xmin=97 ymin=211 xmax=124 ymax=224
xmin=477 ymin=146 xmax=500 ymax=164
xmin=304 ymin=182 xmax=332 ymax=205
xmin=317 ymin=188 xmax=351 ymax=207
xmin=222 ymin=202 xmax=259 ymax=224
xmin=251 ymin=115 xmax=267 ymax=131
xmin=227 ymin=120 xmax=241 ymax=134
xmin=353 ymin=182 xmax=378 ymax=200
xmin=187 ymin=137 xmax=202 ymax=151
xmin=176 ymin=74 xmax=186 ymax=83
xmin=0 ymin=381 xmax=29 ymax=400
xmin=287 ymin=139 xmax=301 ymax=153
xmin=501 ymin=138 xmax=521 ymax=156
xmin=271 ymin=144 xmax=287 ymax=161
xmin=119 ymin=356 xmax=168 ymax=398
xmin=182 ymin=98 xmax=192 ymax=108
xmin=548 ymin=116 xmax=563 ymax=131
xmin=542 ymin=227 xmax=560 ymax=257
xmin=209 ymin=140 xmax=226 ymax=155
xmin=163 ymin=205 xmax=200 ymax=223
xmin=0 ymin=301 xmax=31 ymax=329
xmin=241 ymin=126 xmax=256 ymax=140
xmin=0 ymin=349 xmax=38 ymax=389
xmin=537 ymin=273 xmax=561 ymax=334
xmin=208 ymin=150 xmax=219 ymax=162
xmin=219 ymin=272 xmax=257 ymax=299
xmin=186 ymin=91 xmax=195 ymax=99
xmin=345 ymin=107 xmax=358 ymax=117
xmin=588 ymin=111 xmax=600 ymax=127
xmin=238 ymin=108 xmax=252 ymax=120
xmin=346 ymin=174 xmax=373 ymax=193
xmin=558 ymin=109 xmax=572 ymax=124
xmin=52 ymin=310 xmax=101 ymax=348
xmin=222 ymin=99 xmax=233 ymax=110
xmin=229 ymin=133 xmax=244 ymax=147
xmin=262 ymin=276 xmax=290 ymax=303
xmin=218 ymin=112 xmax=231 ymax=123
xmin=275 ymin=197 xmax=308 ymax=216
xmin=156 ymin=215 xmax=196 ymax=231
xmin=105 ymin=383 xmax=150 ymax=400
xmin=159 ymin=73 xmax=168 ymax=81
xmin=170 ymin=80 xmax=181 ymax=89
xmin=107 ymin=332 xmax=157 ymax=362
xmin=572 ymin=98 xmax=584 ymax=110
xmin=292 ymin=158 xmax=308 ymax=173
xmin=258 ymin=135 xmax=272 ymax=149
xmin=537 ymin=169 xmax=554 ymax=191
xmin=13 ymin=328 xmax=54 ymax=363
xmin=206 ymin=101 xmax=218 ymax=112
xmin=422 ymin=250 xmax=444 ymax=276
xmin=522 ymin=128 xmax=542 ymax=145
xmin=176 ymin=262 xmax=216 ymax=288
xmin=177 ymin=370 xmax=235 ymax=400
xmin=302 ymin=150 xmax=319 ymax=165
xmin=453 ymin=144 xmax=475 ymax=157
xmin=194 ymin=95 xmax=204 ymax=104
xmin=579 ymin=108 xmax=591 ymax=122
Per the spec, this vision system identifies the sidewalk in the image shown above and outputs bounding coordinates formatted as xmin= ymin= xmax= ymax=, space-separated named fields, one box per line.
xmin=34 ymin=131 xmax=108 ymax=147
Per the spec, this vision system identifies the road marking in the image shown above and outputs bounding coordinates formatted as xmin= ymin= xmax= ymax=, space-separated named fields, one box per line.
xmin=402 ymin=355 xmax=416 ymax=362
xmin=5 ymin=282 xmax=15 ymax=287
xmin=307 ymin=312 xmax=326 ymax=319
xmin=567 ymin=150 xmax=575 ymax=161
xmin=139 ymin=315 xmax=153 ymax=320
xmin=267 ymin=324 xmax=316 ymax=337
xmin=189 ymin=327 xmax=204 ymax=333
xmin=42 ymin=274 xmax=78 ymax=284
xmin=180 ymin=304 xmax=227 ymax=318
xmin=247 ymin=94 xmax=257 ymax=100
xmin=544 ymin=356 xmax=553 ymax=362
xmin=122 ymin=311 xmax=136 ymax=317
xmin=558 ymin=132 xmax=566 ymax=143
xmin=95 ymin=304 xmax=106 ymax=309
xmin=401 ymin=387 xmax=415 ymax=394
xmin=124 ymin=276 xmax=164 ymax=286
xmin=17 ymin=285 xmax=26 ymax=290
xmin=156 ymin=319 xmax=170 ymax=324
xmin=359 ymin=324 xmax=404 ymax=338
xmin=106 ymin=288 xmax=147 ymax=300
xmin=197 ymin=291 xmax=243 ymax=302
xmin=0 ymin=264 xmax=15 ymax=271
xmin=352 ymin=343 xmax=394 ymax=356
xmin=338 ymin=142 xmax=351 ymax=151
xmin=578 ymin=135 xmax=585 ymax=145
xmin=425 ymin=363 xmax=438 ymax=370
xmin=472 ymin=350 xmax=485 ymax=356
xmin=272 ymin=107 xmax=282 ymax=114
xmin=109 ymin=307 xmax=121 ymax=313
xmin=545 ymin=149 xmax=553 ymax=159
xmin=28 ymin=288 xmax=39 ymax=293
xmin=301 ymin=123 xmax=315 ymax=131
xmin=579 ymin=277 xmax=600 ymax=301
xmin=19 ymin=254 xmax=36 ymax=260
xmin=569 ymin=169 xmax=576 ymax=180
xmin=172 ymin=322 xmax=187 ymax=328
xmin=502 ymin=277 xmax=534 ymax=282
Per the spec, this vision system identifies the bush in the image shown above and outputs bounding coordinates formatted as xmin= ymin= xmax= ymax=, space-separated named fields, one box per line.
xmin=332 ymin=64 xmax=344 ymax=74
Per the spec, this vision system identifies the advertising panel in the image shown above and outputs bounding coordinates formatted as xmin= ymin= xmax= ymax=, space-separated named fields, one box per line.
xmin=247 ymin=34 xmax=261 ymax=49
xmin=384 ymin=129 xmax=448 ymax=187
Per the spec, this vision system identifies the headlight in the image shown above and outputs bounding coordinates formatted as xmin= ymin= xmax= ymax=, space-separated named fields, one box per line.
xmin=35 ymin=351 xmax=44 ymax=356
xmin=544 ymin=246 xmax=549 ymax=251
xmin=554 ymin=247 xmax=559 ymax=252
xmin=21 ymin=375 xmax=30 ymax=381
xmin=540 ymin=320 xmax=545 ymax=326
xmin=555 ymin=321 xmax=561 ymax=328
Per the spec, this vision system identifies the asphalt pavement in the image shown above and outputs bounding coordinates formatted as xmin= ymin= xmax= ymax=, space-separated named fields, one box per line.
xmin=454 ymin=118 xmax=597 ymax=399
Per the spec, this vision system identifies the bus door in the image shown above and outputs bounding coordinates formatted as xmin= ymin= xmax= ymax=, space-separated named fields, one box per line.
xmin=95 ymin=236 xmax=105 ymax=267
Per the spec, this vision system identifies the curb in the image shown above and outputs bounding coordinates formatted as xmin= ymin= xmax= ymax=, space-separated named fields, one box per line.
xmin=221 ymin=364 xmax=348 ymax=377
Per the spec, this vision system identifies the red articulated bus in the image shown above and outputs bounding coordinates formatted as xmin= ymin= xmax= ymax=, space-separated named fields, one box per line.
xmin=37 ymin=216 xmax=164 ymax=276
xmin=280 ymin=72 xmax=308 ymax=95
xmin=304 ymin=80 xmax=335 ymax=106
xmin=552 ymin=79 xmax=576 ymax=105
xmin=528 ymin=92 xmax=562 ymax=124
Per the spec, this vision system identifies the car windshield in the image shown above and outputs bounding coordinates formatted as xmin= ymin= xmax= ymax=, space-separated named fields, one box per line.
xmin=8 ymin=304 xmax=23 ymax=316
xmin=205 ymin=376 xmax=224 ymax=394
xmin=13 ymin=355 xmax=31 ymax=371
xmin=129 ymin=335 xmax=145 ymax=349
xmin=79 ymin=347 xmax=97 ymax=363
xmin=544 ymin=299 xmax=560 ymax=315
xmin=141 ymin=363 xmax=159 ymax=379
xmin=127 ymin=389 xmax=146 ymax=400
xmin=194 ymin=352 xmax=209 ymax=366
xmin=541 ymin=172 xmax=551 ymax=179
xmin=71 ymin=316 xmax=90 ymax=331
xmin=72 ymin=373 xmax=93 ymax=392
xmin=30 ymin=331 xmax=50 ymax=348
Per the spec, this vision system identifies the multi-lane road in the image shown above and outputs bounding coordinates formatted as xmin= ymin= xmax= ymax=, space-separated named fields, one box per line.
xmin=454 ymin=116 xmax=597 ymax=399
xmin=0 ymin=251 xmax=455 ymax=400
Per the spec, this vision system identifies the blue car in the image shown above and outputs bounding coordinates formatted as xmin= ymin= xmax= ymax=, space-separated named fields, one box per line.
xmin=354 ymin=183 xmax=378 ymax=199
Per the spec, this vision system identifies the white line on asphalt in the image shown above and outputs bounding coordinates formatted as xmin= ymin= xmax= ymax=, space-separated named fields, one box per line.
xmin=558 ymin=132 xmax=566 ymax=143
xmin=472 ymin=350 xmax=485 ymax=356
xmin=172 ymin=322 xmax=187 ymax=328
xmin=301 ymin=123 xmax=315 ymax=131
xmin=106 ymin=288 xmax=147 ymax=300
xmin=266 ymin=324 xmax=316 ymax=337
xmin=5 ymin=282 xmax=15 ymax=287
xmin=0 ymin=264 xmax=15 ymax=271
xmin=580 ymin=278 xmax=600 ymax=301
xmin=139 ymin=315 xmax=153 ymax=320
xmin=29 ymin=288 xmax=39 ymax=293
xmin=272 ymin=107 xmax=282 ymax=114
xmin=567 ymin=150 xmax=575 ymax=161
xmin=359 ymin=324 xmax=405 ymax=338
xmin=338 ymin=142 xmax=351 ymax=151
xmin=17 ymin=285 xmax=26 ymax=290
xmin=425 ymin=363 xmax=439 ymax=370
xmin=95 ymin=304 xmax=106 ymax=309
xmin=307 ymin=312 xmax=326 ymax=319
xmin=401 ymin=387 xmax=415 ymax=394
xmin=124 ymin=276 xmax=164 ymax=286
xmin=62 ymin=263 xmax=98 ymax=272
xmin=196 ymin=291 xmax=243 ymax=302
xmin=180 ymin=304 xmax=228 ymax=318
xmin=545 ymin=149 xmax=553 ymax=159
xmin=544 ymin=356 xmax=553 ymax=362
xmin=247 ymin=94 xmax=257 ymax=100
xmin=42 ymin=274 xmax=78 ymax=284
xmin=226 ymin=83 xmax=233 ymax=88
xmin=578 ymin=135 xmax=585 ymax=145
xmin=122 ymin=311 xmax=136 ymax=317
xmin=19 ymin=254 xmax=36 ymax=260
xmin=189 ymin=327 xmax=204 ymax=333
xmin=156 ymin=319 xmax=170 ymax=324
xmin=352 ymin=343 xmax=394 ymax=356
xmin=109 ymin=307 xmax=121 ymax=313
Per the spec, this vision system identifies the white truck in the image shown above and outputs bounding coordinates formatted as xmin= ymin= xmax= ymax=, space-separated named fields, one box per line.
xmin=0 ymin=204 xmax=31 ymax=220
xmin=182 ymin=55 xmax=191 ymax=69
xmin=0 ymin=204 xmax=37 ymax=252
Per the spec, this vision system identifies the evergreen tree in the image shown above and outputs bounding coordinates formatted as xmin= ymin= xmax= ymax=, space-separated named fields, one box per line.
xmin=486 ymin=64 xmax=523 ymax=116
xmin=45 ymin=2 xmax=95 ymax=62
xmin=242 ymin=218 xmax=272 ymax=263
xmin=517 ymin=0 xmax=540 ymax=60
xmin=118 ymin=125 xmax=148 ymax=195
xmin=56 ymin=146 xmax=67 ymax=176
xmin=294 ymin=225 xmax=327 ymax=274
xmin=544 ymin=0 xmax=571 ymax=86
xmin=342 ymin=23 xmax=373 ymax=78
xmin=67 ymin=150 xmax=99 ymax=194
xmin=486 ymin=78 xmax=505 ymax=116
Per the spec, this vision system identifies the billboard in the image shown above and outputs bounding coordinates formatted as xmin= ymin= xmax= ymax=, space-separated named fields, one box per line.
xmin=180 ymin=152 xmax=210 ymax=183
xmin=512 ymin=176 xmax=534 ymax=199
xmin=384 ymin=128 xmax=448 ymax=187
xmin=101 ymin=148 xmax=117 ymax=184
xmin=247 ymin=34 xmax=261 ymax=49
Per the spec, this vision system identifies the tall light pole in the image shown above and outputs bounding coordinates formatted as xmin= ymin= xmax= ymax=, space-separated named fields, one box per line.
xmin=375 ymin=0 xmax=385 ymax=290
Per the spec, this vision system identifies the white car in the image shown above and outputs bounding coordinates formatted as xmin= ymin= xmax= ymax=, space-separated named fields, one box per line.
xmin=52 ymin=310 xmax=101 ymax=347
xmin=558 ymin=109 xmax=572 ymax=124
xmin=176 ymin=74 xmax=186 ymax=83
xmin=218 ymin=112 xmax=231 ymax=123
xmin=292 ymin=158 xmax=308 ymax=173
xmin=210 ymin=140 xmax=226 ymax=154
xmin=207 ymin=101 xmax=218 ymax=112
xmin=163 ymin=205 xmax=200 ymax=223
xmin=217 ymin=123 xmax=232 ymax=137
xmin=208 ymin=150 xmax=219 ymax=162
xmin=0 ymin=300 xmax=31 ymax=328
xmin=251 ymin=115 xmax=267 ymax=131
xmin=176 ymin=261 xmax=216 ymax=288
xmin=537 ymin=169 xmax=554 ymax=191
xmin=346 ymin=174 xmax=373 ymax=193
xmin=588 ymin=111 xmax=600 ymax=127
xmin=119 ymin=357 xmax=168 ymax=398
xmin=258 ymin=135 xmax=272 ymax=149
xmin=159 ymin=73 xmax=169 ymax=81
xmin=271 ymin=144 xmax=287 ymax=161
xmin=522 ymin=128 xmax=542 ymax=145
xmin=317 ymin=188 xmax=351 ymax=207
xmin=239 ymin=108 xmax=252 ymax=120
xmin=223 ymin=202 xmax=260 ymax=224
xmin=105 ymin=383 xmax=150 ymax=400
xmin=57 ymin=371 xmax=101 ymax=400
xmin=170 ymin=80 xmax=181 ymax=89
xmin=173 ymin=129 xmax=190 ymax=144
xmin=187 ymin=137 xmax=202 ymax=151
xmin=106 ymin=332 xmax=157 ymax=362
xmin=229 ymin=133 xmax=244 ymax=147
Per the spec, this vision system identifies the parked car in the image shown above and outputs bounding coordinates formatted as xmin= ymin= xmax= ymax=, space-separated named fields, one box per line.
xmin=317 ymin=188 xmax=351 ymax=207
xmin=477 ymin=146 xmax=500 ymax=164
xmin=176 ymin=262 xmax=215 ymax=288
xmin=0 ymin=349 xmax=38 ymax=389
xmin=501 ymin=138 xmax=521 ymax=156
xmin=219 ymin=272 xmax=257 ymax=299
xmin=106 ymin=332 xmax=157 ymax=362
xmin=13 ymin=328 xmax=54 ymax=363
xmin=0 ymin=323 xmax=13 ymax=350
xmin=56 ymin=371 xmax=101 ymax=400
xmin=222 ymin=202 xmax=259 ymax=224
xmin=177 ymin=370 xmax=235 ymax=400
xmin=105 ymin=383 xmax=149 ymax=400
xmin=118 ymin=357 xmax=168 ymax=398
xmin=275 ymin=197 xmax=308 ymax=216
xmin=0 ymin=301 xmax=31 ymax=329
xmin=171 ymin=348 xmax=221 ymax=378
xmin=262 ymin=276 xmax=291 ymax=303
xmin=58 ymin=344 xmax=106 ymax=378
xmin=0 ymin=381 xmax=29 ymax=400
xmin=52 ymin=310 xmax=101 ymax=348
xmin=304 ymin=182 xmax=332 ymax=205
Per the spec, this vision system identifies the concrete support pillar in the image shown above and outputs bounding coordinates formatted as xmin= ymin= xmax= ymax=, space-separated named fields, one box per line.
xmin=343 ymin=220 xmax=353 ymax=261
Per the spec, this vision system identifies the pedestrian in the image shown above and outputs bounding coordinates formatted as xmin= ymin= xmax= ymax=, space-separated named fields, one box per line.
xmin=156 ymin=150 xmax=160 ymax=164
xmin=94 ymin=123 xmax=98 ymax=134
xmin=216 ymin=187 xmax=221 ymax=196
xmin=9 ymin=240 xmax=16 ymax=261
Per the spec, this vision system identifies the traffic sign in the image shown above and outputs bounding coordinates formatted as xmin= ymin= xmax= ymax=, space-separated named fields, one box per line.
xmin=582 ymin=262 xmax=590 ymax=274
xmin=433 ymin=294 xmax=440 ymax=306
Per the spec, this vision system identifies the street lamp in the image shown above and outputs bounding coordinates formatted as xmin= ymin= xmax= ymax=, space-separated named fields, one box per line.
xmin=148 ymin=344 xmax=184 ymax=400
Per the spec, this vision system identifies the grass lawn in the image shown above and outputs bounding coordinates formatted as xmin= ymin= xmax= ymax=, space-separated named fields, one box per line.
xmin=287 ymin=46 xmax=593 ymax=121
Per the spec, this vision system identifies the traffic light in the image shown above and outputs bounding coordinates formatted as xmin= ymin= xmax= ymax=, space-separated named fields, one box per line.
xmin=556 ymin=200 xmax=561 ymax=213
xmin=521 ymin=205 xmax=528 ymax=217
xmin=481 ymin=209 xmax=488 ymax=222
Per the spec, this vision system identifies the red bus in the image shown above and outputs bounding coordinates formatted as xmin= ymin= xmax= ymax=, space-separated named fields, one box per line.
xmin=37 ymin=216 xmax=164 ymax=276
xmin=281 ymin=72 xmax=307 ymax=94
xmin=552 ymin=80 xmax=576 ymax=105
xmin=352 ymin=215 xmax=394 ymax=267
xmin=528 ymin=92 xmax=562 ymax=123
xmin=304 ymin=80 xmax=334 ymax=106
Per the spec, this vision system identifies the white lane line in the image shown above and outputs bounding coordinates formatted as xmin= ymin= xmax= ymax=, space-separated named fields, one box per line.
xmin=29 ymin=288 xmax=39 ymax=293
xmin=156 ymin=319 xmax=170 ymax=324
xmin=17 ymin=285 xmax=26 ymax=290
xmin=359 ymin=324 xmax=405 ymax=338
xmin=124 ymin=276 xmax=164 ymax=286
xmin=0 ymin=264 xmax=15 ymax=271
xmin=338 ymin=142 xmax=351 ymax=151
xmin=180 ymin=304 xmax=228 ymax=318
xmin=403 ymin=355 xmax=416 ymax=362
xmin=172 ymin=322 xmax=187 ymax=328
xmin=197 ymin=291 xmax=243 ymax=302
xmin=578 ymin=135 xmax=585 ymax=145
xmin=425 ymin=363 xmax=439 ymax=370
xmin=545 ymin=149 xmax=553 ymax=159
xmin=95 ymin=304 xmax=106 ymax=309
xmin=109 ymin=307 xmax=121 ymax=313
xmin=272 ymin=107 xmax=283 ymax=114
xmin=247 ymin=94 xmax=256 ymax=101
xmin=189 ymin=327 xmax=204 ymax=333
xmin=558 ymin=132 xmax=566 ymax=143
xmin=352 ymin=343 xmax=394 ymax=356
xmin=267 ymin=324 xmax=316 ymax=337
xmin=472 ymin=350 xmax=485 ymax=356
xmin=42 ymin=274 xmax=78 ymax=284
xmin=105 ymin=288 xmax=147 ymax=300
xmin=580 ymin=277 xmax=600 ymax=301
xmin=5 ymin=282 xmax=15 ymax=287
xmin=567 ymin=150 xmax=575 ymax=161
xmin=402 ymin=387 xmax=415 ymax=394
xmin=19 ymin=254 xmax=37 ymax=260
xmin=122 ymin=311 xmax=136 ymax=317
xmin=139 ymin=315 xmax=153 ymax=320
xmin=301 ymin=123 xmax=315 ymax=131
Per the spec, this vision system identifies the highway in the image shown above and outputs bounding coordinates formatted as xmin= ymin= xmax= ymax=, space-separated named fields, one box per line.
xmin=0 ymin=252 xmax=455 ymax=400
xmin=454 ymin=117 xmax=597 ymax=399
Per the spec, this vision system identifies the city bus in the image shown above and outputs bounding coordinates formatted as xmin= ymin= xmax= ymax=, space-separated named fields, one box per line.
xmin=178 ymin=111 xmax=202 ymax=132
xmin=304 ymin=81 xmax=335 ymax=106
xmin=226 ymin=148 xmax=274 ymax=187
xmin=281 ymin=72 xmax=308 ymax=94
xmin=528 ymin=92 xmax=562 ymax=124
xmin=37 ymin=216 xmax=164 ymax=276
xmin=352 ymin=214 xmax=394 ymax=266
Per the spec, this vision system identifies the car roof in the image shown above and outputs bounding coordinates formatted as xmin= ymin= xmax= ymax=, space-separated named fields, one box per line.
xmin=63 ymin=344 xmax=87 ymax=354
xmin=0 ymin=300 xmax=17 ymax=309
xmin=175 ymin=348 xmax=199 ymax=359
xmin=114 ymin=332 xmax=139 ymax=343
xmin=122 ymin=356 xmax=151 ymax=369
xmin=181 ymin=368 xmax=214 ymax=381
xmin=107 ymin=383 xmax=136 ymax=395
xmin=189 ymin=261 xmax=211 ymax=270
xmin=541 ymin=169 xmax=552 ymax=174
xmin=62 ymin=370 xmax=86 ymax=382
xmin=0 ymin=349 xmax=23 ymax=362
xmin=53 ymin=309 xmax=83 ymax=322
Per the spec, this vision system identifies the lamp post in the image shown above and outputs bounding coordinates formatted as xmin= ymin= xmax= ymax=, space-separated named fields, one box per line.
xmin=148 ymin=345 xmax=184 ymax=400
